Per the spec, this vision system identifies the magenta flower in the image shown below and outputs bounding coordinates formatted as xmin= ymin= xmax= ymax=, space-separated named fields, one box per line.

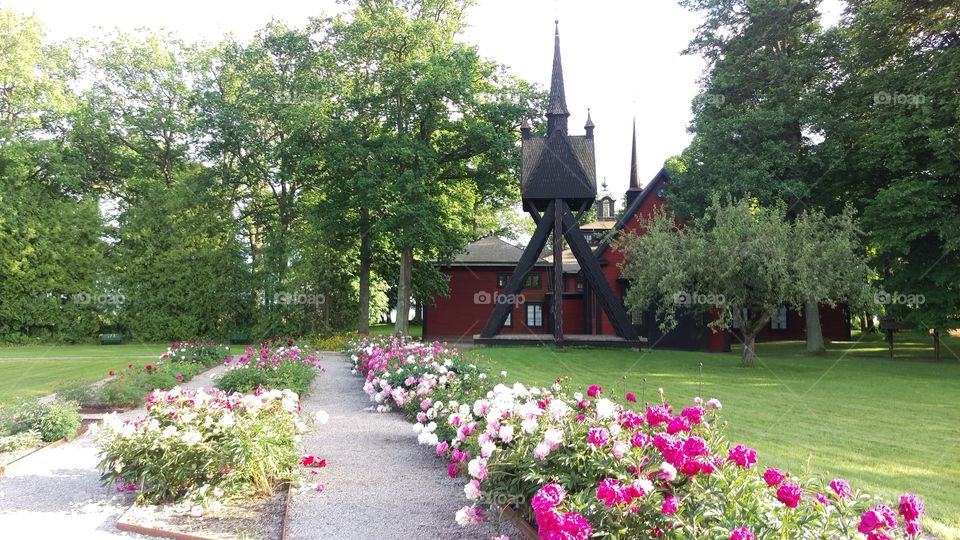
xmin=763 ymin=467 xmax=786 ymax=487
xmin=447 ymin=462 xmax=461 ymax=478
xmin=532 ymin=483 xmax=567 ymax=513
xmin=661 ymin=494 xmax=679 ymax=515
xmin=776 ymin=482 xmax=803 ymax=508
xmin=587 ymin=427 xmax=610 ymax=447
xmin=667 ymin=415 xmax=691 ymax=435
xmin=587 ymin=384 xmax=603 ymax=398
xmin=727 ymin=444 xmax=757 ymax=470
xmin=596 ymin=478 xmax=622 ymax=507
xmin=618 ymin=410 xmax=644 ymax=428
xmin=858 ymin=504 xmax=897 ymax=535
xmin=829 ymin=478 xmax=853 ymax=499
xmin=625 ymin=391 xmax=637 ymax=403
xmin=682 ymin=436 xmax=709 ymax=457
xmin=898 ymin=492 xmax=924 ymax=521
xmin=630 ymin=432 xmax=651 ymax=448
xmin=559 ymin=512 xmax=592 ymax=540
xmin=730 ymin=528 xmax=755 ymax=540
xmin=646 ymin=404 xmax=672 ymax=427
xmin=680 ymin=405 xmax=705 ymax=424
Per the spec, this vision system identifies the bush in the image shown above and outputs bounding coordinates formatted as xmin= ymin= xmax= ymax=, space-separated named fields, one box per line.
xmin=348 ymin=336 xmax=928 ymax=540
xmin=7 ymin=399 xmax=82 ymax=442
xmin=99 ymin=362 xmax=202 ymax=407
xmin=56 ymin=379 xmax=99 ymax=405
xmin=161 ymin=341 xmax=230 ymax=367
xmin=97 ymin=386 xmax=311 ymax=506
xmin=0 ymin=430 xmax=43 ymax=453
xmin=215 ymin=343 xmax=323 ymax=398
xmin=312 ymin=332 xmax=353 ymax=351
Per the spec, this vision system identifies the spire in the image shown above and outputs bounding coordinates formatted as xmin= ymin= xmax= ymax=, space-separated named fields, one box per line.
xmin=629 ymin=117 xmax=639 ymax=190
xmin=584 ymin=108 xmax=594 ymax=139
xmin=520 ymin=116 xmax=532 ymax=140
xmin=546 ymin=20 xmax=570 ymax=136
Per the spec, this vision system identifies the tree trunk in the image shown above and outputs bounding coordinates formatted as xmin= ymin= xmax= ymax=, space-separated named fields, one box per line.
xmin=742 ymin=332 xmax=757 ymax=365
xmin=357 ymin=208 xmax=371 ymax=334
xmin=804 ymin=299 xmax=825 ymax=353
xmin=412 ymin=300 xmax=423 ymax=324
xmin=395 ymin=247 xmax=413 ymax=335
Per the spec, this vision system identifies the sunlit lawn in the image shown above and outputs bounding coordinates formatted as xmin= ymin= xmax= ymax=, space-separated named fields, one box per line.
xmin=468 ymin=332 xmax=960 ymax=539
xmin=0 ymin=343 xmax=169 ymax=406
xmin=369 ymin=323 xmax=423 ymax=337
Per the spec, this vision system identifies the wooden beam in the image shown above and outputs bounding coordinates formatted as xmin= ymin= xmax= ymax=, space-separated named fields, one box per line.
xmin=479 ymin=201 xmax=556 ymax=338
xmin=553 ymin=199 xmax=564 ymax=343
xmin=560 ymin=206 xmax=640 ymax=340
xmin=528 ymin=208 xmax=542 ymax=226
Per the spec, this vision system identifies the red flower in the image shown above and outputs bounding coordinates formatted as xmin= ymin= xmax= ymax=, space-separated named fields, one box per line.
xmin=145 ymin=364 xmax=153 ymax=371
xmin=176 ymin=374 xmax=184 ymax=382
xmin=108 ymin=370 xmax=115 ymax=376
xmin=127 ymin=363 xmax=133 ymax=369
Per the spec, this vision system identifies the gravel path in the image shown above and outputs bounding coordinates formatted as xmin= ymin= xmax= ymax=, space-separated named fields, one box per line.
xmin=0 ymin=366 xmax=226 ymax=538
xmin=287 ymin=353 xmax=517 ymax=540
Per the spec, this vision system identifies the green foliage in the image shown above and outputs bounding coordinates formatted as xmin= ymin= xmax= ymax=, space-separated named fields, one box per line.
xmin=215 ymin=362 xmax=316 ymax=398
xmin=97 ymin=387 xmax=307 ymax=505
xmin=163 ymin=342 xmax=230 ymax=367
xmin=99 ymin=362 xmax=202 ymax=407
xmin=618 ymin=198 xmax=872 ymax=364
xmin=6 ymin=399 xmax=82 ymax=442
xmin=311 ymin=332 xmax=354 ymax=352
xmin=0 ymin=429 xmax=43 ymax=453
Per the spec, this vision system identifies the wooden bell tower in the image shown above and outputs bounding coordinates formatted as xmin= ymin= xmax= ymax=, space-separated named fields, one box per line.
xmin=479 ymin=22 xmax=640 ymax=345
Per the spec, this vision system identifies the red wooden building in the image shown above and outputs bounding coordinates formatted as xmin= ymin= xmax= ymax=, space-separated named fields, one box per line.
xmin=422 ymin=24 xmax=850 ymax=350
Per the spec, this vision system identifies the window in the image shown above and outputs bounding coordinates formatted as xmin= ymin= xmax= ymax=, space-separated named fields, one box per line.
xmin=605 ymin=199 xmax=614 ymax=216
xmin=770 ymin=306 xmax=788 ymax=330
xmin=526 ymin=303 xmax=543 ymax=327
xmin=497 ymin=272 xmax=540 ymax=289
xmin=504 ymin=311 xmax=512 ymax=327
xmin=574 ymin=276 xmax=584 ymax=292
xmin=583 ymin=232 xmax=594 ymax=244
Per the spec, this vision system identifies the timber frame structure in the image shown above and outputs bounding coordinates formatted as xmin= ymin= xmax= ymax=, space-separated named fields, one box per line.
xmin=478 ymin=22 xmax=641 ymax=346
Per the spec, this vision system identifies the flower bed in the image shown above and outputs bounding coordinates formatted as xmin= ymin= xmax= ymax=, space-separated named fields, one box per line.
xmin=97 ymin=386 xmax=314 ymax=511
xmin=160 ymin=341 xmax=230 ymax=367
xmin=347 ymin=336 xmax=927 ymax=539
xmin=215 ymin=343 xmax=324 ymax=398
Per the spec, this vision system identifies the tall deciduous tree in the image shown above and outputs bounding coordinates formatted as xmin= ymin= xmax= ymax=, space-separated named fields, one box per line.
xmin=618 ymin=198 xmax=871 ymax=365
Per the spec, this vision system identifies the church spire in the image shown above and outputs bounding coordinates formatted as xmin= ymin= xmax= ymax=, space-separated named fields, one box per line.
xmin=546 ymin=20 xmax=570 ymax=136
xmin=625 ymin=117 xmax=642 ymax=207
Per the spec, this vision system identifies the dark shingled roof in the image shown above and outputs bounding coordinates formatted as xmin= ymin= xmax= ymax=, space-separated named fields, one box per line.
xmin=449 ymin=235 xmax=550 ymax=267
xmin=521 ymin=135 xmax=597 ymax=195
xmin=594 ymin=168 xmax=670 ymax=258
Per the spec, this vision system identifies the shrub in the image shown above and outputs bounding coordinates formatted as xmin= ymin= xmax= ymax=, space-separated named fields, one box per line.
xmin=99 ymin=362 xmax=202 ymax=407
xmin=7 ymin=399 xmax=82 ymax=442
xmin=161 ymin=341 xmax=230 ymax=367
xmin=347 ymin=337 xmax=928 ymax=539
xmin=97 ymin=386 xmax=310 ymax=506
xmin=215 ymin=344 xmax=323 ymax=398
xmin=312 ymin=332 xmax=353 ymax=351
xmin=56 ymin=379 xmax=99 ymax=405
xmin=0 ymin=430 xmax=43 ymax=453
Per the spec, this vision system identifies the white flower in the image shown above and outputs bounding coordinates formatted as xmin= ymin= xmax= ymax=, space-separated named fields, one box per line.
xmin=499 ymin=424 xmax=515 ymax=443
xmin=609 ymin=423 xmax=622 ymax=438
xmin=189 ymin=505 xmax=204 ymax=518
xmin=520 ymin=418 xmax=538 ymax=434
xmin=455 ymin=507 xmax=471 ymax=526
xmin=612 ymin=441 xmax=629 ymax=460
xmin=480 ymin=441 xmax=496 ymax=458
xmin=635 ymin=478 xmax=654 ymax=496
xmin=595 ymin=398 xmax=616 ymax=419
xmin=315 ymin=410 xmax=330 ymax=425
xmin=533 ymin=442 xmax=551 ymax=460
xmin=547 ymin=400 xmax=571 ymax=419
xmin=573 ymin=392 xmax=583 ymax=401
xmin=500 ymin=370 xmax=508 ymax=377
xmin=412 ymin=423 xmax=424 ymax=434
xmin=659 ymin=462 xmax=677 ymax=482
xmin=544 ymin=428 xmax=564 ymax=448
xmin=217 ymin=413 xmax=235 ymax=428
xmin=181 ymin=429 xmax=202 ymax=446
xmin=464 ymin=479 xmax=482 ymax=500
xmin=162 ymin=425 xmax=179 ymax=438
xmin=209 ymin=500 xmax=222 ymax=512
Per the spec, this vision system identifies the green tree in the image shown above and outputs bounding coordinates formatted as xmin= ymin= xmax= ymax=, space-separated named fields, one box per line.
xmin=618 ymin=198 xmax=871 ymax=365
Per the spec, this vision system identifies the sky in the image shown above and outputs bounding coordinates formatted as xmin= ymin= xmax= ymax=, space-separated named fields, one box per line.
xmin=6 ymin=0 xmax=845 ymax=203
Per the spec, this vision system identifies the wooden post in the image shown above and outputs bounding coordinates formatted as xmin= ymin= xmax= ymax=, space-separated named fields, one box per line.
xmin=553 ymin=199 xmax=565 ymax=344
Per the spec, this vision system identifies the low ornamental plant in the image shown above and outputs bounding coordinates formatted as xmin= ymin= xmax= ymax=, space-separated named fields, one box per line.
xmin=215 ymin=343 xmax=324 ymax=398
xmin=99 ymin=361 xmax=202 ymax=407
xmin=4 ymin=399 xmax=82 ymax=442
xmin=96 ymin=386 xmax=320 ymax=511
xmin=347 ymin=337 xmax=927 ymax=539
xmin=161 ymin=341 xmax=230 ymax=367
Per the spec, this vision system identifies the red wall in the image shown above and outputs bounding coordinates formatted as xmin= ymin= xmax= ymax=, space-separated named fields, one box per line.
xmin=425 ymin=267 xmax=549 ymax=339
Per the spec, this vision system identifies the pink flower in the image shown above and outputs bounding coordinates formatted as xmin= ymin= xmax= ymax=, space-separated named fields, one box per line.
xmin=531 ymin=483 xmax=566 ymax=513
xmin=666 ymin=415 xmax=691 ymax=435
xmin=829 ymin=478 xmax=853 ymax=499
xmin=619 ymin=410 xmax=644 ymax=428
xmin=646 ymin=404 xmax=672 ymax=427
xmin=435 ymin=441 xmax=449 ymax=456
xmin=905 ymin=519 xmax=923 ymax=537
xmin=108 ymin=370 xmax=115 ymax=376
xmin=763 ymin=467 xmax=786 ymax=487
xmin=661 ymin=494 xmax=679 ymax=515
xmin=558 ymin=512 xmax=592 ymax=540
xmin=659 ymin=461 xmax=677 ymax=482
xmin=420 ymin=398 xmax=432 ymax=411
xmin=630 ymin=432 xmax=651 ymax=448
xmin=706 ymin=398 xmax=722 ymax=409
xmin=587 ymin=427 xmax=610 ymax=447
xmin=447 ymin=462 xmax=461 ymax=478
xmin=858 ymin=504 xmax=897 ymax=535
xmin=730 ymin=528 xmax=755 ymax=540
xmin=625 ymin=392 xmax=637 ymax=403
xmin=596 ymin=478 xmax=622 ymax=507
xmin=533 ymin=442 xmax=551 ymax=460
xmin=814 ymin=493 xmax=830 ymax=506
xmin=176 ymin=374 xmax=184 ymax=382
xmin=776 ymin=482 xmax=803 ymax=508
xmin=682 ymin=436 xmax=709 ymax=457
xmin=587 ymin=384 xmax=603 ymax=397
xmin=416 ymin=412 xmax=428 ymax=423
xmin=898 ymin=493 xmax=924 ymax=521
xmin=680 ymin=406 xmax=705 ymax=424
xmin=727 ymin=444 xmax=757 ymax=469
xmin=300 ymin=455 xmax=316 ymax=467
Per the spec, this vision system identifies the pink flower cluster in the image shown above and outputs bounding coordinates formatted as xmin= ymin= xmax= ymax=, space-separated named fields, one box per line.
xmin=531 ymin=484 xmax=592 ymax=540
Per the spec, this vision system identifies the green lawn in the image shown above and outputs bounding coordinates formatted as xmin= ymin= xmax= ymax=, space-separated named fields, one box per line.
xmin=0 ymin=343 xmax=169 ymax=406
xmin=468 ymin=333 xmax=960 ymax=539
xmin=369 ymin=323 xmax=423 ymax=337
